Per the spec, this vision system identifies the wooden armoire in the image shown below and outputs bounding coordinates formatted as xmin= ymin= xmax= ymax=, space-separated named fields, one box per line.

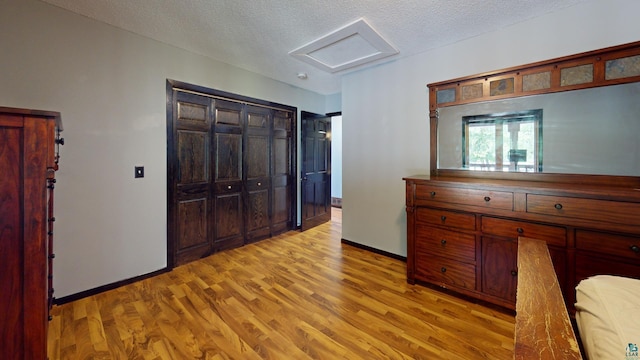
xmin=0 ymin=107 xmax=63 ymax=359
xmin=167 ymin=80 xmax=297 ymax=267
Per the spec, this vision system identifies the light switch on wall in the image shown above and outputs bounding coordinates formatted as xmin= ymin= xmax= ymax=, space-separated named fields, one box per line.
xmin=135 ymin=166 xmax=144 ymax=178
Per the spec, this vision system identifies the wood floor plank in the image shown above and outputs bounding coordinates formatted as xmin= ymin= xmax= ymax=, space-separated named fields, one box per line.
xmin=48 ymin=208 xmax=515 ymax=359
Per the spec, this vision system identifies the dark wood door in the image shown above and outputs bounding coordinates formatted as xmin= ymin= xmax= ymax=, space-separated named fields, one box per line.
xmin=482 ymin=236 xmax=518 ymax=302
xmin=301 ymin=111 xmax=331 ymax=231
xmin=244 ymin=105 xmax=271 ymax=242
xmin=271 ymin=110 xmax=295 ymax=235
xmin=169 ymin=92 xmax=214 ymax=266
xmin=212 ymin=99 xmax=245 ymax=251
xmin=167 ymin=80 xmax=297 ymax=267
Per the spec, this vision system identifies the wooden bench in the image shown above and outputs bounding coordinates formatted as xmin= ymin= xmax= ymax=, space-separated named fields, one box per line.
xmin=514 ymin=237 xmax=582 ymax=359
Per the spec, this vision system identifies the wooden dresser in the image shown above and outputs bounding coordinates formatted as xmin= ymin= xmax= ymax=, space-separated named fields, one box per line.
xmin=404 ymin=175 xmax=640 ymax=310
xmin=0 ymin=107 xmax=63 ymax=359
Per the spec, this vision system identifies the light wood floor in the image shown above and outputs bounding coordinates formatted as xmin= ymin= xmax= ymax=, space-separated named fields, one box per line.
xmin=47 ymin=208 xmax=515 ymax=359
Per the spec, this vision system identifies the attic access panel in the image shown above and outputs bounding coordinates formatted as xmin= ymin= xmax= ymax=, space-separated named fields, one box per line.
xmin=289 ymin=18 xmax=398 ymax=73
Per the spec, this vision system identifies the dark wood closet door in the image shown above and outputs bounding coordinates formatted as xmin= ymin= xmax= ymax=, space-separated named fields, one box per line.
xmin=245 ymin=105 xmax=271 ymax=242
xmin=272 ymin=110 xmax=294 ymax=234
xmin=301 ymin=112 xmax=331 ymax=231
xmin=168 ymin=80 xmax=297 ymax=268
xmin=212 ymin=99 xmax=245 ymax=251
xmin=170 ymin=92 xmax=214 ymax=265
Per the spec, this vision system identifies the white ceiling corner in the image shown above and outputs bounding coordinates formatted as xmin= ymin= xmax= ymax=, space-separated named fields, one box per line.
xmin=288 ymin=18 xmax=399 ymax=73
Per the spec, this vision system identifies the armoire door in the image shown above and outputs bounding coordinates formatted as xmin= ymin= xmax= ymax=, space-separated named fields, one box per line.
xmin=245 ymin=105 xmax=271 ymax=242
xmin=169 ymin=92 xmax=214 ymax=266
xmin=212 ymin=99 xmax=245 ymax=251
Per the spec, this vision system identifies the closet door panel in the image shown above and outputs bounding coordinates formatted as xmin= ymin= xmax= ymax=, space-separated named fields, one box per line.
xmin=272 ymin=110 xmax=293 ymax=233
xmin=247 ymin=136 xmax=269 ymax=178
xmin=215 ymin=133 xmax=242 ymax=181
xmin=245 ymin=106 xmax=271 ymax=242
xmin=172 ymin=93 xmax=213 ymax=265
xmin=214 ymin=192 xmax=244 ymax=250
xmin=177 ymin=131 xmax=208 ymax=184
xmin=176 ymin=198 xmax=210 ymax=264
xmin=272 ymin=137 xmax=291 ymax=232
xmin=247 ymin=189 xmax=270 ymax=241
xmin=213 ymin=99 xmax=244 ymax=251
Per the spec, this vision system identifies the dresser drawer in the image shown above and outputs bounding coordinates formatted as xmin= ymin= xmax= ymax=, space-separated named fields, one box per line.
xmin=481 ymin=217 xmax=566 ymax=247
xmin=576 ymin=230 xmax=640 ymax=261
xmin=416 ymin=208 xmax=476 ymax=231
xmin=527 ymin=194 xmax=640 ymax=225
xmin=575 ymin=253 xmax=640 ymax=283
xmin=414 ymin=255 xmax=476 ymax=290
xmin=415 ymin=225 xmax=476 ymax=263
xmin=415 ymin=184 xmax=513 ymax=210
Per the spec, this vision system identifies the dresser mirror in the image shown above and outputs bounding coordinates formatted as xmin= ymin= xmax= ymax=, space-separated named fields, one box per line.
xmin=429 ymin=41 xmax=640 ymax=182
xmin=437 ymin=82 xmax=640 ymax=176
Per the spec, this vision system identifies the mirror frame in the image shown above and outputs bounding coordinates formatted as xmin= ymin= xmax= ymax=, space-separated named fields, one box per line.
xmin=428 ymin=41 xmax=640 ymax=186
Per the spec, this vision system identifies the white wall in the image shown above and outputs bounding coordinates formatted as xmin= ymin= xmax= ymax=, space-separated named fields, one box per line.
xmin=330 ymin=116 xmax=343 ymax=199
xmin=341 ymin=0 xmax=640 ymax=256
xmin=0 ymin=0 xmax=328 ymax=298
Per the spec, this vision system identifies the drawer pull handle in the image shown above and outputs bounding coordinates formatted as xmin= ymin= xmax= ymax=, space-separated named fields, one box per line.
xmin=441 ymin=239 xmax=447 ymax=245
xmin=258 ymin=182 xmax=262 ymax=186
xmin=484 ymin=196 xmax=491 ymax=202
xmin=441 ymin=267 xmax=447 ymax=273
xmin=554 ymin=203 xmax=563 ymax=210
xmin=516 ymin=227 xmax=524 ymax=234
xmin=631 ymin=245 xmax=640 ymax=253
xmin=511 ymin=270 xmax=518 ymax=277
xmin=440 ymin=216 xmax=447 ymax=222
xmin=430 ymin=191 xmax=436 ymax=197
xmin=227 ymin=185 xmax=232 ymax=189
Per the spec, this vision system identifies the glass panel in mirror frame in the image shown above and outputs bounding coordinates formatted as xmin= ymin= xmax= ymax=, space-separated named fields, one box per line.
xmin=437 ymin=82 xmax=640 ymax=176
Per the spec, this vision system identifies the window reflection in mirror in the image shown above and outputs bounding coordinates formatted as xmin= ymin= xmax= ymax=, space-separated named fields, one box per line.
xmin=437 ymin=82 xmax=640 ymax=176
xmin=462 ymin=110 xmax=542 ymax=172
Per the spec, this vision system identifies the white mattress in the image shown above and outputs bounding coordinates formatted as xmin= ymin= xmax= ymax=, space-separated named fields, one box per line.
xmin=575 ymin=275 xmax=640 ymax=360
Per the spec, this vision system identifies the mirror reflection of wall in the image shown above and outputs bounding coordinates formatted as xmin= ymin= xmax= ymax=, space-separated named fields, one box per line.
xmin=437 ymin=82 xmax=640 ymax=176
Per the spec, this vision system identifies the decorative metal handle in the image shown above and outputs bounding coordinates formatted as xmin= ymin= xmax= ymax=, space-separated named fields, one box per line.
xmin=430 ymin=191 xmax=436 ymax=197
xmin=516 ymin=227 xmax=524 ymax=234
xmin=257 ymin=182 xmax=261 ymax=186
xmin=631 ymin=245 xmax=640 ymax=253
xmin=441 ymin=239 xmax=447 ymax=245
xmin=554 ymin=203 xmax=563 ymax=210
xmin=440 ymin=215 xmax=447 ymax=222
xmin=511 ymin=270 xmax=518 ymax=276
xmin=441 ymin=267 xmax=447 ymax=273
xmin=227 ymin=185 xmax=232 ymax=189
xmin=484 ymin=196 xmax=491 ymax=202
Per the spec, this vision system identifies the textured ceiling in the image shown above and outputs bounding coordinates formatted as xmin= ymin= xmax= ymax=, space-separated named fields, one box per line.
xmin=40 ymin=0 xmax=587 ymax=95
